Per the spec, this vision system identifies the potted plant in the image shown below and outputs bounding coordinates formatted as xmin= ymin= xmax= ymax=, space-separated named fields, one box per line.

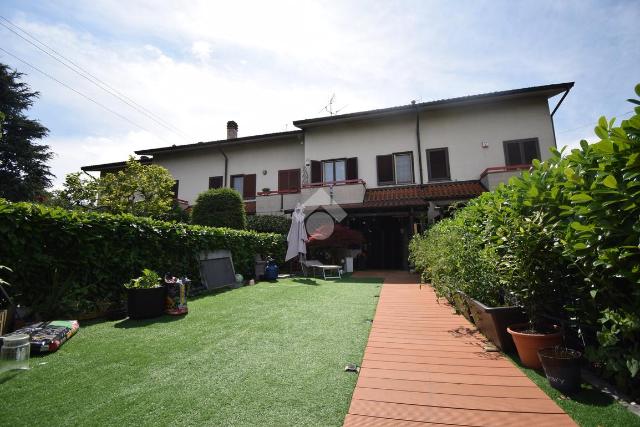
xmin=538 ymin=345 xmax=582 ymax=393
xmin=503 ymin=212 xmax=563 ymax=368
xmin=124 ymin=269 xmax=165 ymax=319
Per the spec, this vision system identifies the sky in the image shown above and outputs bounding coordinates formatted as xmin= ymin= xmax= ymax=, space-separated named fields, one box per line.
xmin=1 ymin=0 xmax=638 ymax=187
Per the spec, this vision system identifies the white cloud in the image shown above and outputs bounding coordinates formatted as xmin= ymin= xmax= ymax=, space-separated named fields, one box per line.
xmin=190 ymin=41 xmax=212 ymax=62
xmin=1 ymin=1 xmax=638 ymax=186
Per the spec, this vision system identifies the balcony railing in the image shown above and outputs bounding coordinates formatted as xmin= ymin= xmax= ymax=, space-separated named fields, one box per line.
xmin=480 ymin=164 xmax=532 ymax=190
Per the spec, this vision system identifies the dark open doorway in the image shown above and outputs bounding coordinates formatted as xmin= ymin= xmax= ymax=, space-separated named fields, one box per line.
xmin=348 ymin=215 xmax=406 ymax=270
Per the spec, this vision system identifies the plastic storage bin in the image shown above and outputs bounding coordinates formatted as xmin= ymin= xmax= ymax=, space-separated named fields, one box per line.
xmin=1 ymin=333 xmax=30 ymax=371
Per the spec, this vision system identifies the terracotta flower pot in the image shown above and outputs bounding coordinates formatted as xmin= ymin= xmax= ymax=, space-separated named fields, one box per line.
xmin=507 ymin=323 xmax=562 ymax=369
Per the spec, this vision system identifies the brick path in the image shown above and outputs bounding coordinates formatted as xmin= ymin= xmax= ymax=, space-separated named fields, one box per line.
xmin=344 ymin=272 xmax=576 ymax=427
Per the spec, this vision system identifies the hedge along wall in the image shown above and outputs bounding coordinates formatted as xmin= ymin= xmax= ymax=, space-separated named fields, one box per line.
xmin=0 ymin=200 xmax=285 ymax=318
xmin=410 ymin=86 xmax=640 ymax=397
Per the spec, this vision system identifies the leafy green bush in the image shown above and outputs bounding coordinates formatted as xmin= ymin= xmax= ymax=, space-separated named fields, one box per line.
xmin=247 ymin=214 xmax=290 ymax=235
xmin=191 ymin=188 xmax=247 ymax=229
xmin=410 ymin=84 xmax=640 ymax=396
xmin=124 ymin=269 xmax=161 ymax=289
xmin=0 ymin=199 xmax=284 ymax=318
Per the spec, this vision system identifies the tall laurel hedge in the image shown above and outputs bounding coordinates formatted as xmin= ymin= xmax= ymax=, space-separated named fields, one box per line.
xmin=410 ymin=84 xmax=640 ymax=396
xmin=0 ymin=199 xmax=284 ymax=318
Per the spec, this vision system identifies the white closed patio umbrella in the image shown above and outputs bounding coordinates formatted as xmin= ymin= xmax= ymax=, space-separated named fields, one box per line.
xmin=286 ymin=203 xmax=308 ymax=262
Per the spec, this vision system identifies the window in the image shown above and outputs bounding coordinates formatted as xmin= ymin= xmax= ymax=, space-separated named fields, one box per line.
xmin=172 ymin=180 xmax=179 ymax=199
xmin=310 ymin=158 xmax=357 ymax=183
xmin=323 ymin=159 xmax=346 ymax=182
xmin=231 ymin=175 xmax=244 ymax=195
xmin=209 ymin=176 xmax=223 ymax=189
xmin=376 ymin=152 xmax=414 ymax=185
xmin=503 ymin=138 xmax=540 ymax=165
xmin=426 ymin=148 xmax=450 ymax=181
xmin=231 ymin=174 xmax=256 ymax=200
xmin=278 ymin=169 xmax=301 ymax=192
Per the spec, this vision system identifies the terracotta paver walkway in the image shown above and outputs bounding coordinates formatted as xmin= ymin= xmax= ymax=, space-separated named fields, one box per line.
xmin=345 ymin=272 xmax=576 ymax=427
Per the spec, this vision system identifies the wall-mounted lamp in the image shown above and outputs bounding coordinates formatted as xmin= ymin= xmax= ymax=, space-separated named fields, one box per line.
xmin=262 ymin=170 xmax=267 ymax=175
xmin=481 ymin=141 xmax=489 ymax=148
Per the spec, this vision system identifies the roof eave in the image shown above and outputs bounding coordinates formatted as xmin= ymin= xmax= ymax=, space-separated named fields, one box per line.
xmin=134 ymin=130 xmax=303 ymax=156
xmin=293 ymin=82 xmax=575 ymax=128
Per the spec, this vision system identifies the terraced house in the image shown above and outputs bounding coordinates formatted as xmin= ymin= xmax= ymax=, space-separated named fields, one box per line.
xmin=83 ymin=82 xmax=574 ymax=270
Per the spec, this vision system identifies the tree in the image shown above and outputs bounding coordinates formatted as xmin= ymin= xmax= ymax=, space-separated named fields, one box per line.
xmin=191 ymin=188 xmax=247 ymax=229
xmin=97 ymin=157 xmax=176 ymax=218
xmin=50 ymin=157 xmax=176 ymax=218
xmin=0 ymin=63 xmax=53 ymax=201
xmin=50 ymin=172 xmax=99 ymax=210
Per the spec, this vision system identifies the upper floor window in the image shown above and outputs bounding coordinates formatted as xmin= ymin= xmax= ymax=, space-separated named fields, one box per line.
xmin=377 ymin=152 xmax=414 ymax=185
xmin=209 ymin=176 xmax=223 ymax=189
xmin=172 ymin=180 xmax=179 ymax=199
xmin=426 ymin=148 xmax=450 ymax=181
xmin=310 ymin=158 xmax=358 ymax=183
xmin=278 ymin=169 xmax=301 ymax=192
xmin=231 ymin=174 xmax=256 ymax=200
xmin=323 ymin=159 xmax=345 ymax=182
xmin=503 ymin=138 xmax=540 ymax=166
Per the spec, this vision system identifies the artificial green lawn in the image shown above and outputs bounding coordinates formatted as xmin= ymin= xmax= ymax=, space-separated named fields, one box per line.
xmin=0 ymin=277 xmax=381 ymax=426
xmin=507 ymin=355 xmax=640 ymax=427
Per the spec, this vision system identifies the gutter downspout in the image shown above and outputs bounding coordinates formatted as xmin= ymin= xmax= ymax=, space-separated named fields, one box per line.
xmin=549 ymin=86 xmax=572 ymax=149
xmin=218 ymin=148 xmax=228 ymax=186
xmin=414 ymin=103 xmax=424 ymax=185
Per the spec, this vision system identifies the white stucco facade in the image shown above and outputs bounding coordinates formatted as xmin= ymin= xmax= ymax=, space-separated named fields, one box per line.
xmin=153 ymin=136 xmax=304 ymax=204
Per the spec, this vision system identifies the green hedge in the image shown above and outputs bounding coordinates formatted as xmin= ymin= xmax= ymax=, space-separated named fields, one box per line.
xmin=191 ymin=188 xmax=247 ymax=229
xmin=0 ymin=200 xmax=285 ymax=318
xmin=410 ymin=84 xmax=640 ymax=396
xmin=247 ymin=214 xmax=290 ymax=235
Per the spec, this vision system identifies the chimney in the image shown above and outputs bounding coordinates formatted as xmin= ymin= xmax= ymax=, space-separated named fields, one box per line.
xmin=227 ymin=121 xmax=238 ymax=139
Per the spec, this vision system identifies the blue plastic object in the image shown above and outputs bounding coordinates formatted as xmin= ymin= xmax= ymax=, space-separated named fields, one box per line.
xmin=264 ymin=261 xmax=279 ymax=281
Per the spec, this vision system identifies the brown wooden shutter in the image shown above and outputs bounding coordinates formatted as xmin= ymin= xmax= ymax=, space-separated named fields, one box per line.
xmin=310 ymin=160 xmax=321 ymax=183
xmin=209 ymin=176 xmax=223 ymax=189
xmin=290 ymin=169 xmax=301 ymax=191
xmin=278 ymin=170 xmax=287 ymax=191
xmin=376 ymin=155 xmax=394 ymax=184
xmin=346 ymin=157 xmax=358 ymax=180
xmin=243 ymin=174 xmax=256 ymax=199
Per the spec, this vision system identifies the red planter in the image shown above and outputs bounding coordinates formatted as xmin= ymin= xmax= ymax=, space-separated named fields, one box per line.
xmin=507 ymin=323 xmax=562 ymax=369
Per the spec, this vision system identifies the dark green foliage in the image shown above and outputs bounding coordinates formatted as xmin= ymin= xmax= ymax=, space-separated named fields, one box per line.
xmin=0 ymin=63 xmax=53 ymax=201
xmin=159 ymin=199 xmax=190 ymax=223
xmin=410 ymin=84 xmax=640 ymax=397
xmin=191 ymin=188 xmax=247 ymax=229
xmin=0 ymin=199 xmax=284 ymax=318
xmin=247 ymin=214 xmax=290 ymax=235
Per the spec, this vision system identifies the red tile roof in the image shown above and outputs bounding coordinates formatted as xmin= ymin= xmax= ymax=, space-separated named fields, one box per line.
xmin=343 ymin=181 xmax=486 ymax=209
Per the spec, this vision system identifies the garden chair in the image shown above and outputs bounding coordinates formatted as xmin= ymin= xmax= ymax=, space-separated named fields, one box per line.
xmin=301 ymin=259 xmax=342 ymax=280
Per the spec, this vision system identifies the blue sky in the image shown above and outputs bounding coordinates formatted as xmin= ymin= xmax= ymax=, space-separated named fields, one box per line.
xmin=1 ymin=0 xmax=638 ymax=186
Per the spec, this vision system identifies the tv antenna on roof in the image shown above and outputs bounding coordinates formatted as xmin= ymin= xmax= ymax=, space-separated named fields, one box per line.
xmin=319 ymin=93 xmax=347 ymax=116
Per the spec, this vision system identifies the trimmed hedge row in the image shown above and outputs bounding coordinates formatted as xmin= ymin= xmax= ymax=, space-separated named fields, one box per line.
xmin=0 ymin=200 xmax=285 ymax=318
xmin=247 ymin=214 xmax=291 ymax=235
xmin=410 ymin=85 xmax=640 ymax=396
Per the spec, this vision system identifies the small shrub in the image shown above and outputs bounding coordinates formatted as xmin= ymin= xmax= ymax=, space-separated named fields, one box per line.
xmin=124 ymin=269 xmax=161 ymax=289
xmin=191 ymin=188 xmax=247 ymax=229
xmin=247 ymin=214 xmax=290 ymax=235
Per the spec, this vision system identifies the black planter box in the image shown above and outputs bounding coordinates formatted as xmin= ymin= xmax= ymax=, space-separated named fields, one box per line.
xmin=452 ymin=291 xmax=474 ymax=324
xmin=468 ymin=297 xmax=526 ymax=352
xmin=127 ymin=287 xmax=165 ymax=320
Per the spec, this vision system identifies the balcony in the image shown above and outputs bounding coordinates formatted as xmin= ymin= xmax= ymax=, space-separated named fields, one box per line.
xmin=255 ymin=189 xmax=301 ymax=215
xmin=301 ymin=179 xmax=367 ymax=208
xmin=480 ymin=164 xmax=532 ymax=190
